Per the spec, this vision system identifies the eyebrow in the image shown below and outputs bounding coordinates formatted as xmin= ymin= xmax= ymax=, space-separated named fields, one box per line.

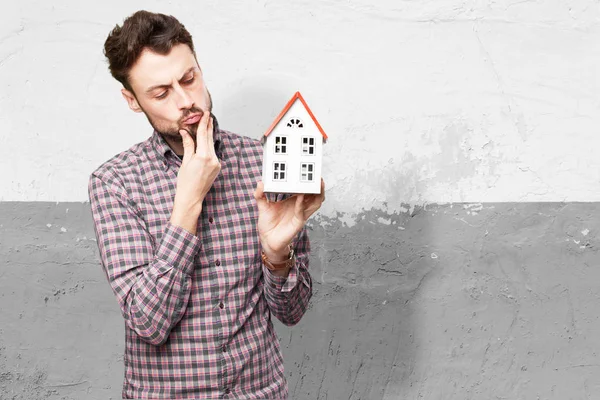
xmin=145 ymin=67 xmax=196 ymax=94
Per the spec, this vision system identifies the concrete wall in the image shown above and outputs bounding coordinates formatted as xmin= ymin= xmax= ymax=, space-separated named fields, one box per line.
xmin=1 ymin=1 xmax=600 ymax=399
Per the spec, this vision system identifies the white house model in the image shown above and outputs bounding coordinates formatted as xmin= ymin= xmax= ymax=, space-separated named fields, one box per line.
xmin=261 ymin=91 xmax=328 ymax=194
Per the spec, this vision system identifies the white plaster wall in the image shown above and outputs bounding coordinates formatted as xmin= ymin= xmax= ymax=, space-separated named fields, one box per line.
xmin=1 ymin=1 xmax=599 ymax=215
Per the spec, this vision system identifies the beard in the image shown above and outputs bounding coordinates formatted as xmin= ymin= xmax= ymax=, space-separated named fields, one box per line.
xmin=140 ymin=90 xmax=214 ymax=143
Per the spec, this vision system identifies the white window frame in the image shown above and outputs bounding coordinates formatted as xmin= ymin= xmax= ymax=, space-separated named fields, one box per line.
xmin=274 ymin=135 xmax=288 ymax=154
xmin=301 ymin=136 xmax=316 ymax=155
xmin=273 ymin=162 xmax=287 ymax=181
xmin=300 ymin=162 xmax=315 ymax=182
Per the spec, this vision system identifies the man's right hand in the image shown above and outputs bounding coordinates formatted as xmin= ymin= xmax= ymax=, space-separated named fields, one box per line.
xmin=170 ymin=112 xmax=221 ymax=234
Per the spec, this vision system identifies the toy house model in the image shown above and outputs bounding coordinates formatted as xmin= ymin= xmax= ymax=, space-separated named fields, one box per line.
xmin=261 ymin=91 xmax=328 ymax=194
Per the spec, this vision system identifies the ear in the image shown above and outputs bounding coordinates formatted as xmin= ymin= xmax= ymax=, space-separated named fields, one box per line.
xmin=121 ymin=88 xmax=143 ymax=113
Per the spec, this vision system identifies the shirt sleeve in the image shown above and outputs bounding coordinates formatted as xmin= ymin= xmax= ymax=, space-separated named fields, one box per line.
xmin=88 ymin=173 xmax=201 ymax=346
xmin=262 ymin=226 xmax=313 ymax=326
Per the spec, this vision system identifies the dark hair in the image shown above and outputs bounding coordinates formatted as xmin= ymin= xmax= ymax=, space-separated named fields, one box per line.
xmin=104 ymin=10 xmax=195 ymax=91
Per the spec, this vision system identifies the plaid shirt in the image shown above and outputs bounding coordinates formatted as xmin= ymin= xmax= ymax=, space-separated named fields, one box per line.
xmin=88 ymin=124 xmax=312 ymax=399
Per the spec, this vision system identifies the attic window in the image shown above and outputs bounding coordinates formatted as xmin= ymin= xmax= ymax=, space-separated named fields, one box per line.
xmin=301 ymin=137 xmax=315 ymax=155
xmin=287 ymin=118 xmax=303 ymax=128
xmin=273 ymin=162 xmax=286 ymax=181
xmin=300 ymin=163 xmax=314 ymax=182
xmin=274 ymin=136 xmax=287 ymax=154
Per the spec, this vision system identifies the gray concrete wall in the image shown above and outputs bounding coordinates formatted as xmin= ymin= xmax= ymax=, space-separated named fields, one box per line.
xmin=2 ymin=202 xmax=599 ymax=399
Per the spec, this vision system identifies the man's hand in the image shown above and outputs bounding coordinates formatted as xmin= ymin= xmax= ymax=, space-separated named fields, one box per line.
xmin=170 ymin=112 xmax=221 ymax=234
xmin=254 ymin=179 xmax=325 ymax=262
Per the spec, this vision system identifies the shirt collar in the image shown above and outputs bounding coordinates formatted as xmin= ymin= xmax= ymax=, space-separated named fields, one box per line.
xmin=151 ymin=114 xmax=224 ymax=166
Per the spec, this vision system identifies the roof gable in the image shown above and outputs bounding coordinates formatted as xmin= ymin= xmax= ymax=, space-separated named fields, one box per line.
xmin=263 ymin=92 xmax=328 ymax=141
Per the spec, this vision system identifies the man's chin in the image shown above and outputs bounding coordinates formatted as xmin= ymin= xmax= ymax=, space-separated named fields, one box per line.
xmin=183 ymin=122 xmax=200 ymax=137
xmin=159 ymin=124 xmax=198 ymax=140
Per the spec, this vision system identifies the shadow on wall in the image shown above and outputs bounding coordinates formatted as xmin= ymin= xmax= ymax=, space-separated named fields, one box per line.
xmin=216 ymin=77 xmax=295 ymax=141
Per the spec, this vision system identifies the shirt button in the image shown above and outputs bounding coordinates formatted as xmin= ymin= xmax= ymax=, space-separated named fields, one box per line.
xmin=222 ymin=345 xmax=228 ymax=352
xmin=225 ymin=388 xmax=231 ymax=394
xmin=215 ymin=260 xmax=221 ymax=266
xmin=219 ymin=302 xmax=224 ymax=309
xmin=209 ymin=217 xmax=214 ymax=224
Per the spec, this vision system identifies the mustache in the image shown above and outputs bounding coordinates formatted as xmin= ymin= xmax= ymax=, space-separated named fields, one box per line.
xmin=178 ymin=107 xmax=207 ymax=124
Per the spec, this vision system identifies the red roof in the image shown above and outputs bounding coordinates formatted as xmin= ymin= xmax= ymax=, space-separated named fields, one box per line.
xmin=263 ymin=91 xmax=328 ymax=141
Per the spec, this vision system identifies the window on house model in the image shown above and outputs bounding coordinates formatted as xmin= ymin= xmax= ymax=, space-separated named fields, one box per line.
xmin=273 ymin=162 xmax=286 ymax=181
xmin=300 ymin=163 xmax=314 ymax=182
xmin=274 ymin=136 xmax=287 ymax=154
xmin=287 ymin=118 xmax=303 ymax=128
xmin=302 ymin=137 xmax=315 ymax=155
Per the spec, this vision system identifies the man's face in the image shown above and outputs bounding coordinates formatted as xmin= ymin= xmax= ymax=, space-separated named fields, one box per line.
xmin=122 ymin=43 xmax=212 ymax=141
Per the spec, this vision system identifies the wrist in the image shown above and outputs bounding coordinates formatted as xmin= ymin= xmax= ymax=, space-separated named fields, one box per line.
xmin=170 ymin=201 xmax=202 ymax=234
xmin=173 ymin=198 xmax=203 ymax=218
xmin=260 ymin=237 xmax=293 ymax=261
xmin=261 ymin=243 xmax=295 ymax=272
xmin=261 ymin=246 xmax=290 ymax=263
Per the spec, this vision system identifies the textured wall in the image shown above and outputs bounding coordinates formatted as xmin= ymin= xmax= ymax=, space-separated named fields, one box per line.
xmin=2 ymin=203 xmax=600 ymax=399
xmin=1 ymin=1 xmax=599 ymax=207
xmin=2 ymin=1 xmax=600 ymax=399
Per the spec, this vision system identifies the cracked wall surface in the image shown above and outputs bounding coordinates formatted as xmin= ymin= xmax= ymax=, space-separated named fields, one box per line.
xmin=3 ymin=203 xmax=600 ymax=399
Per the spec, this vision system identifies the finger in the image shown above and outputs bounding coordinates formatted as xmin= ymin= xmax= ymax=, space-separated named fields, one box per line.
xmin=254 ymin=181 xmax=265 ymax=200
xmin=303 ymin=196 xmax=319 ymax=214
xmin=195 ymin=111 xmax=211 ymax=156
xmin=254 ymin=181 xmax=270 ymax=207
xmin=318 ymin=178 xmax=326 ymax=203
xmin=303 ymin=193 xmax=324 ymax=204
xmin=180 ymin=129 xmax=195 ymax=163
xmin=302 ymin=192 xmax=325 ymax=220
xmin=294 ymin=194 xmax=305 ymax=221
xmin=207 ymin=116 xmax=216 ymax=158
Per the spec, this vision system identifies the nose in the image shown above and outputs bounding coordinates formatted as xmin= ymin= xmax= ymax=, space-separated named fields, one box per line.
xmin=175 ymin=85 xmax=194 ymax=110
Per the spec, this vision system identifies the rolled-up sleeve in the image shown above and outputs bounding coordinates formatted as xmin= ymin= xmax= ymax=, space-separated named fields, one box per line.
xmin=262 ymin=227 xmax=313 ymax=326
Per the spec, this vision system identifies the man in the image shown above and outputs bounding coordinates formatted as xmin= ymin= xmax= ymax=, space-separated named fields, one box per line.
xmin=88 ymin=10 xmax=325 ymax=399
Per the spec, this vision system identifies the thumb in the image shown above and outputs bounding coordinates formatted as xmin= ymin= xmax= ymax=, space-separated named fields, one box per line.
xmin=254 ymin=181 xmax=268 ymax=208
xmin=180 ymin=129 xmax=194 ymax=162
xmin=294 ymin=194 xmax=305 ymax=221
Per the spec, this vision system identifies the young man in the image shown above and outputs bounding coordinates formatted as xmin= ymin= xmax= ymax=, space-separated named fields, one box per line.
xmin=88 ymin=10 xmax=325 ymax=399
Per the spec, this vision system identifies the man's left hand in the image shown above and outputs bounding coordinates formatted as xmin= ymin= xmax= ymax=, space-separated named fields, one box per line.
xmin=253 ymin=179 xmax=325 ymax=262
